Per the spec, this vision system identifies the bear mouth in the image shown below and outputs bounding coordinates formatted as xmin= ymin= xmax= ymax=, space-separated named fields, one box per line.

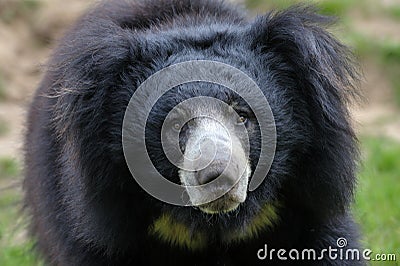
xmin=198 ymin=192 xmax=243 ymax=214
xmin=180 ymin=164 xmax=251 ymax=214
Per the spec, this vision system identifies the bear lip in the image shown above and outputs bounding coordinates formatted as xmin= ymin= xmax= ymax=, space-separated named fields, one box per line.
xmin=198 ymin=193 xmax=242 ymax=214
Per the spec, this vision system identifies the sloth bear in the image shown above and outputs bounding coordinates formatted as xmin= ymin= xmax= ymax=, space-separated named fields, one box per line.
xmin=24 ymin=0 xmax=363 ymax=265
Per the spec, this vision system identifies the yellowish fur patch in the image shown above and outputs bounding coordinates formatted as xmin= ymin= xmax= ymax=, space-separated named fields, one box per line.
xmin=225 ymin=202 xmax=280 ymax=243
xmin=149 ymin=202 xmax=280 ymax=250
xmin=149 ymin=213 xmax=207 ymax=251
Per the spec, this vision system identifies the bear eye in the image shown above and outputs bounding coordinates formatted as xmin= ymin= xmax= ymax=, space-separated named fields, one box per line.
xmin=236 ymin=115 xmax=248 ymax=125
xmin=173 ymin=122 xmax=181 ymax=131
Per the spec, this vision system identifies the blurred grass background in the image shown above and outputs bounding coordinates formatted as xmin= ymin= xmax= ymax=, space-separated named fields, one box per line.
xmin=0 ymin=0 xmax=399 ymax=265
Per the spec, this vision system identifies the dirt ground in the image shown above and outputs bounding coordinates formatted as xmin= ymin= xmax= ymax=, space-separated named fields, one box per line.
xmin=0 ymin=0 xmax=399 ymax=163
xmin=0 ymin=1 xmax=90 ymax=159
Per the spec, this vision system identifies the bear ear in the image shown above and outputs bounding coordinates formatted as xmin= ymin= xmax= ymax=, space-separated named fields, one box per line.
xmin=248 ymin=6 xmax=360 ymax=129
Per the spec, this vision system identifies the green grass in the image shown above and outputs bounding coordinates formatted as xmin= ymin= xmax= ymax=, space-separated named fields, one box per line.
xmin=0 ymin=244 xmax=42 ymax=266
xmin=354 ymin=136 xmax=400 ymax=265
xmin=0 ymin=0 xmax=40 ymax=24
xmin=317 ymin=0 xmax=357 ymax=16
xmin=0 ymin=157 xmax=20 ymax=178
xmin=0 ymin=157 xmax=42 ymax=266
xmin=246 ymin=0 xmax=302 ymax=11
xmin=387 ymin=6 xmax=400 ymax=20
xmin=380 ymin=42 xmax=400 ymax=64
xmin=245 ymin=0 xmax=359 ymax=15
xmin=0 ymin=206 xmax=41 ymax=266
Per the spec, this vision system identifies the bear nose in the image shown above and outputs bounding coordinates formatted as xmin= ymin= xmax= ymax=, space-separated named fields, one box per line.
xmin=197 ymin=168 xmax=223 ymax=185
xmin=195 ymin=162 xmax=237 ymax=186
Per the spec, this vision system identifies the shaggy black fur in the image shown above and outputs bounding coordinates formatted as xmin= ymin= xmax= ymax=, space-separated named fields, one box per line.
xmin=24 ymin=0 xmax=363 ymax=265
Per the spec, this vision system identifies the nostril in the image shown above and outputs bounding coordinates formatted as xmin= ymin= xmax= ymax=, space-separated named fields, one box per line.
xmin=196 ymin=169 xmax=223 ymax=185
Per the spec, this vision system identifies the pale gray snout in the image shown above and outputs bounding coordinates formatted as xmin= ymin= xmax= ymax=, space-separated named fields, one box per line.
xmin=195 ymin=142 xmax=238 ymax=187
xmin=179 ymin=117 xmax=251 ymax=213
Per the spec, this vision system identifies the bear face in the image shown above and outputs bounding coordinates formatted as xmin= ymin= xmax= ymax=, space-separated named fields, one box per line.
xmin=116 ymin=10 xmax=359 ymax=246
